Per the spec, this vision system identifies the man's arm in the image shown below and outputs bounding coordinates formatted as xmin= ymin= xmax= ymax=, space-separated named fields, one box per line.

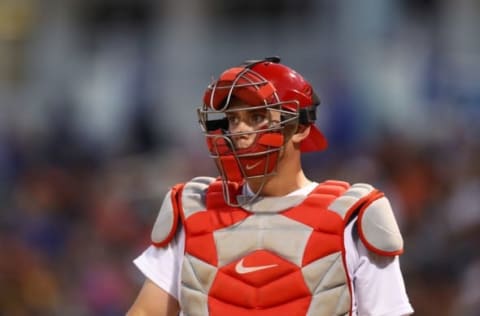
xmin=127 ymin=279 xmax=179 ymax=316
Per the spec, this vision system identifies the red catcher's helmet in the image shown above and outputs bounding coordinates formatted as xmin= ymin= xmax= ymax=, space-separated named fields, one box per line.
xmin=198 ymin=57 xmax=327 ymax=205
xmin=202 ymin=57 xmax=327 ymax=152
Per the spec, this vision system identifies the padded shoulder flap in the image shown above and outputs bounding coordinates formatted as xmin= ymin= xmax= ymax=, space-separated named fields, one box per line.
xmin=151 ymin=183 xmax=184 ymax=247
xmin=151 ymin=176 xmax=216 ymax=247
xmin=329 ymin=183 xmax=404 ymax=256
xmin=357 ymin=195 xmax=404 ymax=256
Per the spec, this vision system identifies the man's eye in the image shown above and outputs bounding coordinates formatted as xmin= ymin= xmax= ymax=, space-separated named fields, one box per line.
xmin=227 ymin=116 xmax=239 ymax=125
xmin=251 ymin=114 xmax=266 ymax=125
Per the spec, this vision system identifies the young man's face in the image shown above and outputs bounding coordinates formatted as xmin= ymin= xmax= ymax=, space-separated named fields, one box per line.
xmin=225 ymin=100 xmax=281 ymax=150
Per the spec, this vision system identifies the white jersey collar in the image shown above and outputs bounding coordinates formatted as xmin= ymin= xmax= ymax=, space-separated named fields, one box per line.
xmin=238 ymin=182 xmax=318 ymax=213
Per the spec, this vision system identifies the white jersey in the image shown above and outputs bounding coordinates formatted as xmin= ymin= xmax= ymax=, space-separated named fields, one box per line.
xmin=134 ymin=182 xmax=414 ymax=316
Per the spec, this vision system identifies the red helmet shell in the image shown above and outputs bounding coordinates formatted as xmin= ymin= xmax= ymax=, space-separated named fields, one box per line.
xmin=202 ymin=59 xmax=327 ymax=152
xmin=250 ymin=61 xmax=315 ymax=112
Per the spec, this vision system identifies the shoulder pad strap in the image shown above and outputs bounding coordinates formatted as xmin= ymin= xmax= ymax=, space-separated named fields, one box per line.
xmin=151 ymin=182 xmax=184 ymax=247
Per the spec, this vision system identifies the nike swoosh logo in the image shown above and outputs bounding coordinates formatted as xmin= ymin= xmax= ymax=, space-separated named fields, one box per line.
xmin=235 ymin=258 xmax=278 ymax=274
xmin=245 ymin=161 xmax=262 ymax=170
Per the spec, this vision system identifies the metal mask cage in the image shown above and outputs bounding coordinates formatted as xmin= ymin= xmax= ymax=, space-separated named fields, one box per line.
xmin=197 ymin=64 xmax=306 ymax=206
xmin=197 ymin=102 xmax=301 ymax=207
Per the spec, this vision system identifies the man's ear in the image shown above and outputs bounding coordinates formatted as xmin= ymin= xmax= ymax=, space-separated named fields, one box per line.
xmin=291 ymin=125 xmax=311 ymax=145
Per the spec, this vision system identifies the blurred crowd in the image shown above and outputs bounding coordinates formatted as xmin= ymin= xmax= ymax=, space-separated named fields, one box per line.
xmin=0 ymin=0 xmax=479 ymax=315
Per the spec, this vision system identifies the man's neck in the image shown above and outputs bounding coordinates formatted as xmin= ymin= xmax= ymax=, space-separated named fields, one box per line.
xmin=246 ymin=169 xmax=311 ymax=197
xmin=245 ymin=144 xmax=309 ymax=197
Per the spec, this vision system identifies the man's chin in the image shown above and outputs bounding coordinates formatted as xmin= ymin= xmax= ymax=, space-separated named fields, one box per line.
xmin=234 ymin=142 xmax=254 ymax=150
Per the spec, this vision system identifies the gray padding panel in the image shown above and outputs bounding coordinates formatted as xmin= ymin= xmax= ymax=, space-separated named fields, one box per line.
xmin=182 ymin=176 xmax=216 ymax=219
xmin=328 ymin=183 xmax=374 ymax=218
xmin=151 ymin=190 xmax=175 ymax=244
xmin=359 ymin=196 xmax=403 ymax=254
xmin=151 ymin=176 xmax=215 ymax=245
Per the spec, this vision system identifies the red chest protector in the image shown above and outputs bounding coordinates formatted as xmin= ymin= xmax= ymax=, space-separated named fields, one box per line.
xmin=178 ymin=179 xmax=354 ymax=316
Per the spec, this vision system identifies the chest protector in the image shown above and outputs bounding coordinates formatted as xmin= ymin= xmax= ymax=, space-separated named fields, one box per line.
xmin=182 ymin=179 xmax=351 ymax=316
xmin=152 ymin=177 xmax=404 ymax=316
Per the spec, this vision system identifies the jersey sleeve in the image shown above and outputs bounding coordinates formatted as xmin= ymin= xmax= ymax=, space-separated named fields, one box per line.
xmin=345 ymin=220 xmax=414 ymax=316
xmin=133 ymin=225 xmax=185 ymax=300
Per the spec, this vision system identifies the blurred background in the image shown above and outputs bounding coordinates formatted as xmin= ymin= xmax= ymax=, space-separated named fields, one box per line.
xmin=0 ymin=0 xmax=479 ymax=315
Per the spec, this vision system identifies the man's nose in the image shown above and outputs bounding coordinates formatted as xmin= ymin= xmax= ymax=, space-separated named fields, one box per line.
xmin=231 ymin=119 xmax=254 ymax=133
